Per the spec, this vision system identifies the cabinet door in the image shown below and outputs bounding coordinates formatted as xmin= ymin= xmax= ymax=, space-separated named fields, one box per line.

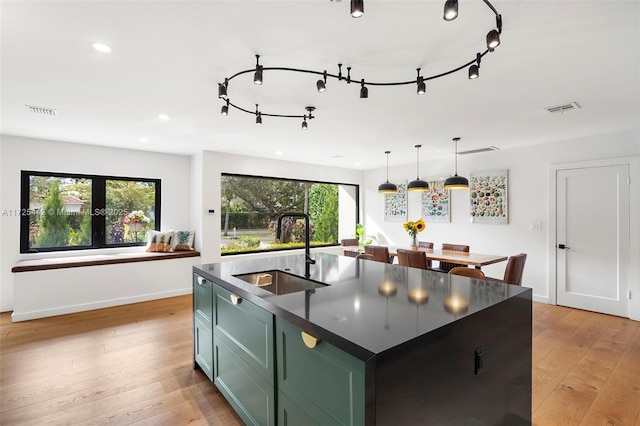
xmin=215 ymin=337 xmax=275 ymax=426
xmin=194 ymin=274 xmax=213 ymax=327
xmin=194 ymin=317 xmax=213 ymax=381
xmin=277 ymin=391 xmax=337 ymax=426
xmin=276 ymin=318 xmax=365 ymax=426
xmin=213 ymin=284 xmax=274 ymax=383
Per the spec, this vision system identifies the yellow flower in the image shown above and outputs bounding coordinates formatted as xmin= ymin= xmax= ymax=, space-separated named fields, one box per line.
xmin=403 ymin=218 xmax=426 ymax=236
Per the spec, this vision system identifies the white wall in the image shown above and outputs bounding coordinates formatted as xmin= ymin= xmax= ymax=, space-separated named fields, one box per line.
xmin=362 ymin=130 xmax=639 ymax=311
xmin=192 ymin=151 xmax=363 ymax=264
xmin=0 ymin=135 xmax=193 ymax=312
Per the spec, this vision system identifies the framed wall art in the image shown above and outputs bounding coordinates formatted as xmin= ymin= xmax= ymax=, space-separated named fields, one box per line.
xmin=384 ymin=181 xmax=407 ymax=222
xmin=421 ymin=179 xmax=450 ymax=223
xmin=469 ymin=170 xmax=508 ymax=224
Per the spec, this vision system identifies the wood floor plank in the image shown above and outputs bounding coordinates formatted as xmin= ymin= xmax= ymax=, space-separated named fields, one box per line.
xmin=2 ymin=296 xmax=639 ymax=425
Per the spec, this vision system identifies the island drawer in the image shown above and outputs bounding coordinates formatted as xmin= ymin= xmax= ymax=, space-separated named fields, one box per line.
xmin=275 ymin=317 xmax=365 ymax=426
xmin=213 ymin=284 xmax=275 ymax=383
xmin=193 ymin=274 xmax=213 ymax=327
xmin=194 ymin=316 xmax=213 ymax=381
xmin=214 ymin=337 xmax=275 ymax=426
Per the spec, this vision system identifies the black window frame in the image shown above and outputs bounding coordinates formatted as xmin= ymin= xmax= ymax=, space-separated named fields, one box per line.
xmin=220 ymin=172 xmax=359 ymax=256
xmin=20 ymin=170 xmax=161 ymax=253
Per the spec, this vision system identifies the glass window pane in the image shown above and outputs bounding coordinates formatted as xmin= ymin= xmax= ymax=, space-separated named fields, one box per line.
xmin=28 ymin=175 xmax=92 ymax=250
xmin=106 ymin=180 xmax=156 ymax=244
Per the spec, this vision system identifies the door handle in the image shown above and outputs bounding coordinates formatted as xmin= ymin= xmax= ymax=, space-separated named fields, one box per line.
xmin=301 ymin=331 xmax=320 ymax=349
xmin=558 ymin=244 xmax=571 ymax=250
xmin=230 ymin=294 xmax=241 ymax=305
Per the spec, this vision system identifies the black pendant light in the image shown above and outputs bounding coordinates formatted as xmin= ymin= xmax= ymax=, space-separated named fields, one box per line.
xmin=444 ymin=137 xmax=469 ymax=190
xmin=408 ymin=144 xmax=429 ymax=192
xmin=378 ymin=151 xmax=398 ymax=194
xmin=351 ymin=0 xmax=364 ymax=18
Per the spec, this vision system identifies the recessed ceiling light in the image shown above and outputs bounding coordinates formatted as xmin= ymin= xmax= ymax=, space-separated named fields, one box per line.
xmin=90 ymin=42 xmax=112 ymax=53
xmin=158 ymin=114 xmax=169 ymax=120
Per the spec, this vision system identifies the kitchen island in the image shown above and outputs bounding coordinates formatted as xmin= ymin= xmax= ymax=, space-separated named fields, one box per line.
xmin=194 ymin=253 xmax=531 ymax=425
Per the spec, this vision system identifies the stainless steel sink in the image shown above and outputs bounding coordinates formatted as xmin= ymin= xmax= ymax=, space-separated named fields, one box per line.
xmin=233 ymin=269 xmax=328 ymax=295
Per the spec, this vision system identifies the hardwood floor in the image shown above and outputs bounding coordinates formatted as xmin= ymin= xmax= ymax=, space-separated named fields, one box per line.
xmin=1 ymin=296 xmax=638 ymax=425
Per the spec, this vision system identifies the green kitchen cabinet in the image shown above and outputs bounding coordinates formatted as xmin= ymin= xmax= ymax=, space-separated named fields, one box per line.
xmin=275 ymin=317 xmax=365 ymax=426
xmin=214 ymin=336 xmax=275 ymax=426
xmin=193 ymin=274 xmax=213 ymax=381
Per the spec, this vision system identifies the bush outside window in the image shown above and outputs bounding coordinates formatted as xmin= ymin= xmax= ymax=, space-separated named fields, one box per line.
xmin=20 ymin=171 xmax=160 ymax=253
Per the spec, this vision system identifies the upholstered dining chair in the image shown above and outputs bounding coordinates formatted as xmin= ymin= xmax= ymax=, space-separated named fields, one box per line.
xmin=396 ymin=249 xmax=429 ymax=270
xmin=487 ymin=253 xmax=527 ymax=285
xmin=364 ymin=245 xmax=392 ymax=263
xmin=434 ymin=243 xmax=470 ymax=272
xmin=341 ymin=238 xmax=359 ymax=246
xmin=449 ymin=266 xmax=486 ymax=280
xmin=418 ymin=241 xmax=433 ymax=249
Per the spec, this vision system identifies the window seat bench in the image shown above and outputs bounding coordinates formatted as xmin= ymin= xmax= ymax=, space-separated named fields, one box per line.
xmin=12 ymin=250 xmax=200 ymax=273
xmin=11 ymin=251 xmax=201 ymax=322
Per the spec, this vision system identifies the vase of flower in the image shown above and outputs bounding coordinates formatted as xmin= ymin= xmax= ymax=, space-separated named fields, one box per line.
xmin=403 ymin=218 xmax=426 ymax=250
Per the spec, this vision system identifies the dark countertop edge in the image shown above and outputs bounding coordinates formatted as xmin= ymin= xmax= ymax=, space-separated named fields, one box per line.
xmin=194 ymin=265 xmax=377 ymax=363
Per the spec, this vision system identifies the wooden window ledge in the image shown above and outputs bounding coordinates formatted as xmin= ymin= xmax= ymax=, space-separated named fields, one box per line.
xmin=11 ymin=251 xmax=200 ymax=273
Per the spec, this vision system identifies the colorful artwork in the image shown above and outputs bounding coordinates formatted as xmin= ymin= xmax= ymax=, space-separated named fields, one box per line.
xmin=384 ymin=182 xmax=407 ymax=222
xmin=470 ymin=170 xmax=508 ymax=224
xmin=421 ymin=179 xmax=450 ymax=223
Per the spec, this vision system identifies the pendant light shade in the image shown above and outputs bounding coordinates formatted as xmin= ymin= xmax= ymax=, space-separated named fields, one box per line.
xmin=444 ymin=137 xmax=469 ymax=190
xmin=408 ymin=144 xmax=429 ymax=192
xmin=378 ymin=151 xmax=398 ymax=194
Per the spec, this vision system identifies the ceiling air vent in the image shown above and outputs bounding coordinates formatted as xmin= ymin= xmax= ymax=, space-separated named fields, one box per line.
xmin=25 ymin=105 xmax=57 ymax=116
xmin=544 ymin=102 xmax=580 ymax=114
xmin=458 ymin=146 xmax=500 ymax=155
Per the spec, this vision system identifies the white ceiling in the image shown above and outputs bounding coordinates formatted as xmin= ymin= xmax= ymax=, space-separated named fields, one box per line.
xmin=1 ymin=1 xmax=638 ymax=170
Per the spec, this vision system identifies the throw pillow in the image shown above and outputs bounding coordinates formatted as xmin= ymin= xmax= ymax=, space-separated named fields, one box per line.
xmin=173 ymin=230 xmax=195 ymax=251
xmin=146 ymin=230 xmax=175 ymax=253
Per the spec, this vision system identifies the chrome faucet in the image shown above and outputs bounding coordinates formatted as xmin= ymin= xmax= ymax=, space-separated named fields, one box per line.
xmin=277 ymin=212 xmax=315 ymax=278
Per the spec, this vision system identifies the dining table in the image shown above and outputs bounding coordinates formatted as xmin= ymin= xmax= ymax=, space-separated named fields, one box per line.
xmin=342 ymin=246 xmax=508 ymax=270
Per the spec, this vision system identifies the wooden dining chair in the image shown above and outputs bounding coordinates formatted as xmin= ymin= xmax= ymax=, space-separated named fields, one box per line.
xmin=418 ymin=241 xmax=433 ymax=249
xmin=396 ymin=249 xmax=429 ymax=270
xmin=364 ymin=245 xmax=392 ymax=263
xmin=487 ymin=253 xmax=527 ymax=285
xmin=355 ymin=253 xmax=375 ymax=261
xmin=449 ymin=266 xmax=486 ymax=280
xmin=434 ymin=243 xmax=470 ymax=272
xmin=341 ymin=238 xmax=358 ymax=246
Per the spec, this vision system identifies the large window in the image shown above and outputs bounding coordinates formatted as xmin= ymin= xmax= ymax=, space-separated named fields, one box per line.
xmin=20 ymin=171 xmax=161 ymax=253
xmin=221 ymin=174 xmax=358 ymax=255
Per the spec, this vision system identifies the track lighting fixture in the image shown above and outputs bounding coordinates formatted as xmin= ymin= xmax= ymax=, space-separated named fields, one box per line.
xmin=443 ymin=0 xmax=458 ymax=21
xmin=302 ymin=106 xmax=315 ymax=130
xmin=253 ymin=55 xmax=263 ymax=85
xmin=302 ymin=117 xmax=308 ymax=130
xmin=444 ymin=137 xmax=469 ymax=190
xmin=416 ymin=68 xmax=426 ymax=95
xmin=218 ymin=80 xmax=227 ymax=97
xmin=221 ymin=99 xmax=229 ymax=116
xmin=378 ymin=151 xmax=398 ymax=194
xmin=316 ymin=71 xmax=327 ymax=93
xmin=360 ymin=79 xmax=368 ymax=98
xmin=351 ymin=0 xmax=364 ymax=18
xmin=408 ymin=145 xmax=429 ymax=192
xmin=255 ymin=105 xmax=262 ymax=125
xmin=217 ymin=0 xmax=503 ymax=127
xmin=469 ymin=53 xmax=481 ymax=79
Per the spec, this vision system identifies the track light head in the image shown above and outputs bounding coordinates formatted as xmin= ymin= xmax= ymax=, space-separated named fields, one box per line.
xmin=254 ymin=55 xmax=263 ymax=85
xmin=221 ymin=99 xmax=229 ymax=116
xmin=487 ymin=29 xmax=500 ymax=50
xmin=316 ymin=79 xmax=326 ymax=93
xmin=302 ymin=117 xmax=308 ymax=130
xmin=360 ymin=79 xmax=368 ymax=98
xmin=256 ymin=113 xmax=262 ymax=125
xmin=468 ymin=64 xmax=479 ymax=79
xmin=351 ymin=0 xmax=364 ymax=18
xmin=416 ymin=69 xmax=425 ymax=95
xmin=218 ymin=82 xmax=227 ymax=98
xmin=443 ymin=0 xmax=458 ymax=21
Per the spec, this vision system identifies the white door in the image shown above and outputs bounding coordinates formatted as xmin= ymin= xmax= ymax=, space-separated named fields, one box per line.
xmin=556 ymin=164 xmax=630 ymax=317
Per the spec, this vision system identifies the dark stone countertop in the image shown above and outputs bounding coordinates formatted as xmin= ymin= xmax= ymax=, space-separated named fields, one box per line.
xmin=194 ymin=252 xmax=531 ymax=362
